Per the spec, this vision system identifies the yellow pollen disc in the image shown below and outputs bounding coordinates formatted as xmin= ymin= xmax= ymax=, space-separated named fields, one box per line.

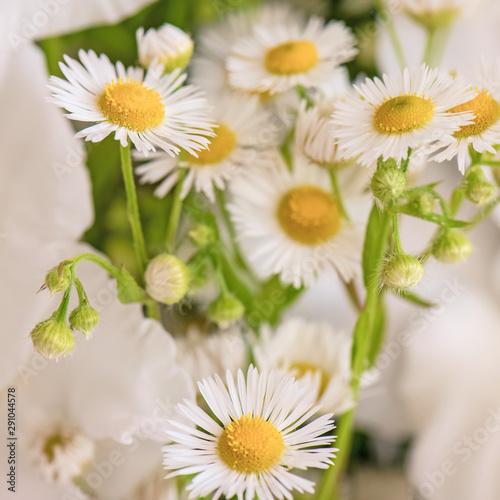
xmin=265 ymin=40 xmax=318 ymax=75
xmin=218 ymin=415 xmax=284 ymax=473
xmin=277 ymin=185 xmax=341 ymax=245
xmin=290 ymin=362 xmax=330 ymax=397
xmin=186 ymin=123 xmax=237 ymax=165
xmin=98 ymin=78 xmax=165 ymax=131
xmin=373 ymin=94 xmax=434 ymax=134
xmin=448 ymin=90 xmax=500 ymax=138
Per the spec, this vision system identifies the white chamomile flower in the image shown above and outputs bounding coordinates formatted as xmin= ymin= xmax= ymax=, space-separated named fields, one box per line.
xmin=163 ymin=366 xmax=336 ymax=500
xmin=397 ymin=0 xmax=475 ymax=29
xmin=137 ymin=24 xmax=194 ymax=72
xmin=228 ymin=155 xmax=369 ymax=288
xmin=432 ymin=58 xmax=500 ymax=172
xmin=255 ymin=317 xmax=354 ymax=415
xmin=48 ymin=49 xmax=215 ymax=155
xmin=295 ymin=68 xmax=352 ymax=165
xmin=226 ymin=16 xmax=357 ymax=95
xmin=332 ymin=65 xmax=474 ymax=167
xmin=136 ymin=94 xmax=279 ymax=201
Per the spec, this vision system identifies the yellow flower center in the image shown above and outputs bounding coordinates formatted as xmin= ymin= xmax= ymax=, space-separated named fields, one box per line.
xmin=218 ymin=415 xmax=284 ymax=473
xmin=98 ymin=78 xmax=165 ymax=131
xmin=265 ymin=40 xmax=318 ymax=75
xmin=186 ymin=124 xmax=237 ymax=165
xmin=277 ymin=186 xmax=341 ymax=245
xmin=290 ymin=362 xmax=330 ymax=397
xmin=43 ymin=433 xmax=65 ymax=462
xmin=448 ymin=89 xmax=500 ymax=138
xmin=373 ymin=94 xmax=434 ymax=134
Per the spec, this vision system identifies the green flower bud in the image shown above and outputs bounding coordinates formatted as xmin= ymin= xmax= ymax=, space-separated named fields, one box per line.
xmin=145 ymin=254 xmax=189 ymax=305
xmin=44 ymin=265 xmax=72 ymax=295
xmin=406 ymin=192 xmax=436 ymax=217
xmin=30 ymin=315 xmax=75 ymax=359
xmin=207 ymin=294 xmax=244 ymax=328
xmin=371 ymin=161 xmax=406 ymax=205
xmin=463 ymin=166 xmax=495 ymax=205
xmin=432 ymin=229 xmax=472 ymax=264
xmin=189 ymin=224 xmax=216 ymax=248
xmin=69 ymin=303 xmax=100 ymax=338
xmin=406 ymin=7 xmax=460 ymax=31
xmin=137 ymin=24 xmax=194 ymax=72
xmin=382 ymin=254 xmax=424 ymax=291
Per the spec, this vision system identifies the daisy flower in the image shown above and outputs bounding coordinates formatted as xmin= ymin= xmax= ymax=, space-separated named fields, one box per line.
xmin=163 ymin=366 xmax=336 ymax=500
xmin=432 ymin=58 xmax=500 ymax=172
xmin=135 ymin=94 xmax=279 ymax=201
xmin=226 ymin=16 xmax=357 ymax=95
xmin=295 ymin=68 xmax=352 ymax=165
xmin=136 ymin=23 xmax=194 ymax=71
xmin=228 ymin=155 xmax=369 ymax=288
xmin=398 ymin=0 xmax=475 ymax=29
xmin=255 ymin=317 xmax=354 ymax=415
xmin=48 ymin=49 xmax=215 ymax=155
xmin=332 ymin=65 xmax=474 ymax=167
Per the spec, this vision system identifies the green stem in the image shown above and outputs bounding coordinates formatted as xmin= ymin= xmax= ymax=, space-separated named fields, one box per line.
xmin=73 ymin=275 xmax=88 ymax=304
xmin=466 ymin=195 xmax=500 ymax=228
xmin=422 ymin=28 xmax=437 ymax=66
xmin=375 ymin=0 xmax=406 ymax=70
xmin=330 ymin=170 xmax=350 ymax=222
xmin=55 ymin=288 xmax=72 ymax=323
xmin=391 ymin=213 xmax=404 ymax=254
xmin=120 ymin=143 xmax=148 ymax=277
xmin=343 ymin=280 xmax=363 ymax=313
xmin=70 ymin=253 xmax=122 ymax=279
xmin=295 ymin=84 xmax=314 ymax=108
xmin=165 ymin=168 xmax=186 ymax=250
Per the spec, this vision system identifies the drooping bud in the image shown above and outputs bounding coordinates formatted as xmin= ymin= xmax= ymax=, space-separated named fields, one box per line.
xmin=189 ymin=224 xmax=216 ymax=248
xmin=432 ymin=229 xmax=472 ymax=264
xmin=137 ymin=24 xmax=194 ymax=72
xmin=382 ymin=254 xmax=424 ymax=291
xmin=463 ymin=166 xmax=495 ymax=205
xmin=405 ymin=192 xmax=436 ymax=217
xmin=371 ymin=159 xmax=406 ymax=205
xmin=30 ymin=314 xmax=75 ymax=359
xmin=69 ymin=303 xmax=100 ymax=338
xmin=145 ymin=254 xmax=189 ymax=305
xmin=44 ymin=265 xmax=72 ymax=295
xmin=207 ymin=294 xmax=245 ymax=328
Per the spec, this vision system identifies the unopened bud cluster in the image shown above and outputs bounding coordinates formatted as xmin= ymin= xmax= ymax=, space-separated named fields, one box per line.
xmin=145 ymin=253 xmax=189 ymax=305
xmin=432 ymin=229 xmax=472 ymax=264
xmin=371 ymin=158 xmax=406 ymax=205
xmin=463 ymin=166 xmax=495 ymax=205
xmin=382 ymin=254 xmax=424 ymax=291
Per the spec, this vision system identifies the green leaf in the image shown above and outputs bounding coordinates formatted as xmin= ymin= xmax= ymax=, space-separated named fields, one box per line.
xmin=398 ymin=291 xmax=435 ymax=308
xmin=116 ymin=267 xmax=147 ymax=304
xmin=362 ymin=205 xmax=391 ymax=288
xmin=367 ymin=295 xmax=386 ymax=367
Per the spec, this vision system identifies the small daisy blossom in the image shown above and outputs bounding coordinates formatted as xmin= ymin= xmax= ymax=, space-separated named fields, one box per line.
xmin=163 ymin=366 xmax=336 ymax=500
xmin=398 ymin=0 xmax=476 ymax=28
xmin=295 ymin=68 xmax=352 ymax=165
xmin=255 ymin=317 xmax=354 ymax=415
xmin=136 ymin=24 xmax=194 ymax=71
xmin=135 ymin=94 xmax=279 ymax=201
xmin=332 ymin=64 xmax=474 ymax=167
xmin=432 ymin=58 xmax=500 ymax=172
xmin=48 ymin=49 xmax=215 ymax=155
xmin=226 ymin=16 xmax=357 ymax=95
xmin=228 ymin=155 xmax=369 ymax=288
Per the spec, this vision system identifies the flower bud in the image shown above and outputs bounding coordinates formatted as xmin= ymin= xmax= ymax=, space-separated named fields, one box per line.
xmin=207 ymin=294 xmax=244 ymax=328
xmin=44 ymin=265 xmax=72 ymax=295
xmin=432 ymin=229 xmax=472 ymax=264
xmin=137 ymin=24 xmax=194 ymax=72
xmin=69 ymin=303 xmax=100 ymax=338
xmin=145 ymin=254 xmax=189 ymax=305
xmin=405 ymin=7 xmax=460 ymax=31
xmin=406 ymin=192 xmax=436 ymax=217
xmin=30 ymin=315 xmax=75 ymax=359
xmin=371 ymin=160 xmax=406 ymax=205
xmin=382 ymin=254 xmax=424 ymax=290
xmin=463 ymin=166 xmax=495 ymax=205
xmin=189 ymin=224 xmax=216 ymax=248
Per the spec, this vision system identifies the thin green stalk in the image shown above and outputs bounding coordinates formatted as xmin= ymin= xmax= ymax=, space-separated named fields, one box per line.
xmin=343 ymin=280 xmax=363 ymax=313
xmin=70 ymin=253 xmax=122 ymax=279
xmin=375 ymin=0 xmax=406 ymax=70
xmin=422 ymin=28 xmax=437 ymax=66
xmin=330 ymin=170 xmax=350 ymax=221
xmin=120 ymin=143 xmax=148 ymax=277
xmin=391 ymin=213 xmax=404 ymax=254
xmin=466 ymin=195 xmax=500 ymax=228
xmin=55 ymin=288 xmax=72 ymax=323
xmin=73 ymin=275 xmax=88 ymax=304
xmin=165 ymin=168 xmax=186 ymax=250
